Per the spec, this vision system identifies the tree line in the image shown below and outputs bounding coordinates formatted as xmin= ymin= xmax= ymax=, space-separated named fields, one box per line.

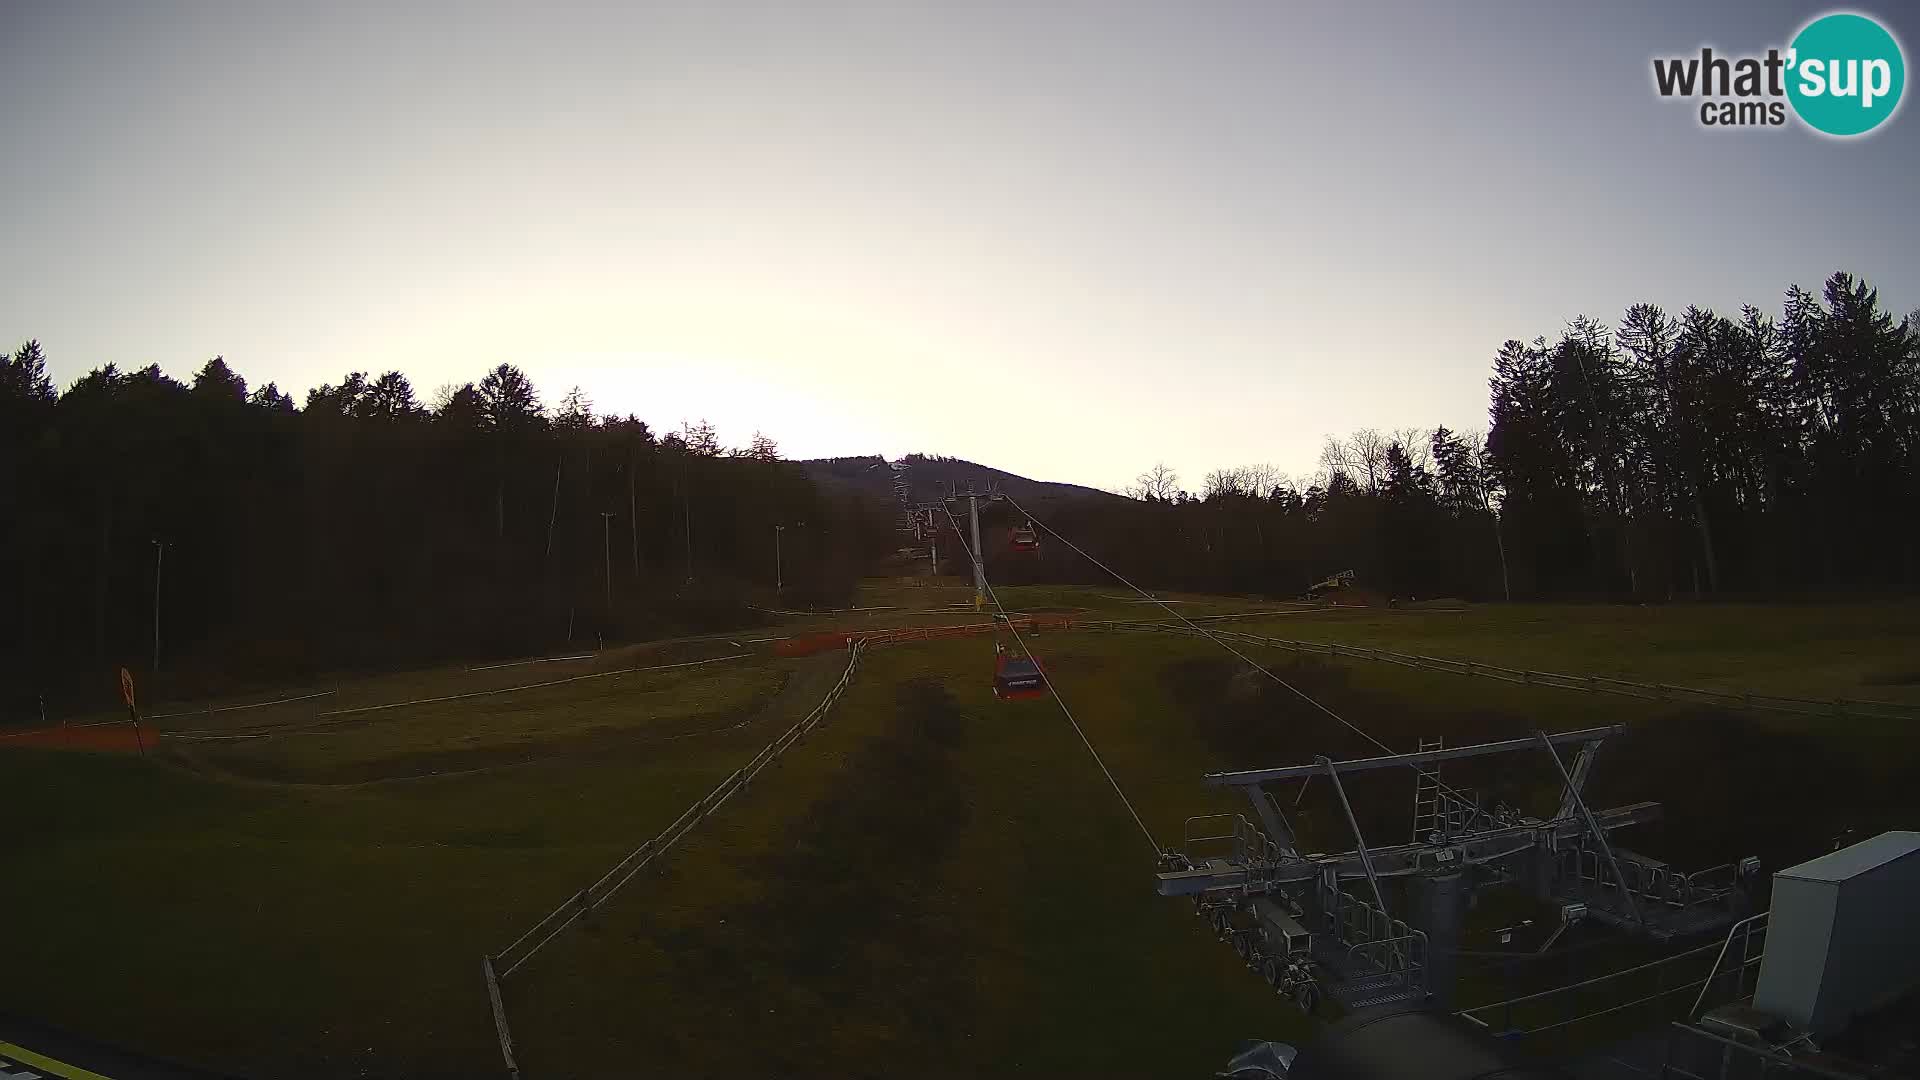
xmin=0 ymin=352 xmax=894 ymax=717
xmin=991 ymin=272 xmax=1918 ymax=602
xmin=6 ymin=270 xmax=1912 ymax=713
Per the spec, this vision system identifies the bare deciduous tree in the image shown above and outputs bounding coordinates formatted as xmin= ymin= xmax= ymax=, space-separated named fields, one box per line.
xmin=1243 ymin=462 xmax=1282 ymax=500
xmin=1317 ymin=435 xmax=1351 ymax=488
xmin=1392 ymin=427 xmax=1433 ymax=474
xmin=1346 ymin=428 xmax=1389 ymax=492
xmin=1127 ymin=462 xmax=1181 ymax=501
xmin=1201 ymin=468 xmax=1244 ymax=499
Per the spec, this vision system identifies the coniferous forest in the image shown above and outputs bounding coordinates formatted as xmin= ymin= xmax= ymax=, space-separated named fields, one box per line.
xmin=0 ymin=356 xmax=895 ymax=716
xmin=986 ymin=273 xmax=1919 ymax=603
xmin=5 ymin=271 xmax=1916 ymax=717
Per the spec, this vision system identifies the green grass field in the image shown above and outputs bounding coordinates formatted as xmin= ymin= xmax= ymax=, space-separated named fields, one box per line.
xmin=1213 ymin=601 xmax=1920 ymax=704
xmin=4 ymin=585 xmax=1919 ymax=1078
xmin=503 ymin=637 xmax=1300 ymax=1078
xmin=1 ymin=651 xmax=852 ymax=1079
xmin=171 ymin=660 xmax=787 ymax=784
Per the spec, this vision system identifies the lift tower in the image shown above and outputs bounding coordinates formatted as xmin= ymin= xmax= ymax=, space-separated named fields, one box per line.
xmin=1157 ymin=726 xmax=1763 ymax=1012
xmin=936 ymin=481 xmax=1000 ymax=610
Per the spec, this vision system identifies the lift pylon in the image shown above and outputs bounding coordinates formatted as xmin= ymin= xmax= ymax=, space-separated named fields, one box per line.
xmin=923 ymin=480 xmax=1003 ymax=610
xmin=1159 ymin=725 xmax=1762 ymax=1012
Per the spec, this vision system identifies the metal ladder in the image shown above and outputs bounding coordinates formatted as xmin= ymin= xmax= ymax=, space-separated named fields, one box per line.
xmin=1411 ymin=737 xmax=1444 ymax=841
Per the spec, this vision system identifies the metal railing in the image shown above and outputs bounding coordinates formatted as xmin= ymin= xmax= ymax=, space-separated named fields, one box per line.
xmin=1661 ymin=1021 xmax=1863 ymax=1080
xmin=1458 ymin=914 xmax=1767 ymax=1040
xmin=1324 ymin=885 xmax=1426 ymax=989
xmin=1689 ymin=912 xmax=1769 ymax=1017
xmin=1346 ymin=932 xmax=1429 ymax=981
xmin=489 ymin=640 xmax=865 ymax=979
xmin=1181 ymin=813 xmax=1283 ymax=870
xmin=1459 ymin=940 xmax=1723 ymax=1035
xmin=1558 ymin=846 xmax=1743 ymax=912
xmin=481 ymin=639 xmax=867 ymax=1076
xmin=1077 ymin=621 xmax=1920 ymax=724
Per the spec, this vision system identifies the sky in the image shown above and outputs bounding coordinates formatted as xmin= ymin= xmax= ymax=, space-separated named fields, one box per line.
xmin=4 ymin=1 xmax=1918 ymax=493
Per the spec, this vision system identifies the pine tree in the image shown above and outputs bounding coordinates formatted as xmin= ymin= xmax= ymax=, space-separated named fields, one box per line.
xmin=1 ymin=340 xmax=56 ymax=404
xmin=678 ymin=419 xmax=721 ymax=456
xmin=477 ymin=364 xmax=543 ymax=431
xmin=556 ymin=386 xmax=595 ymax=430
xmin=364 ymin=371 xmax=423 ymax=421
xmin=191 ymin=356 xmax=248 ymax=402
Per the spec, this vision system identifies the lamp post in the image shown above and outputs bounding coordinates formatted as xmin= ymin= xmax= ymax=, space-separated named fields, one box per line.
xmin=151 ymin=540 xmax=166 ymax=675
xmin=774 ymin=524 xmax=785 ymax=596
xmin=681 ymin=471 xmax=693 ymax=585
xmin=600 ymin=512 xmax=615 ymax=617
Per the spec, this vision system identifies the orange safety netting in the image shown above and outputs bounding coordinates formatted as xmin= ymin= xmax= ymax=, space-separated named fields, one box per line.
xmin=0 ymin=722 xmax=151 ymax=753
xmin=772 ymin=616 xmax=1076 ymax=656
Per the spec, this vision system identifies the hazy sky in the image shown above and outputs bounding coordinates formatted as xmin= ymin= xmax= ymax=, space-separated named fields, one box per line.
xmin=4 ymin=1 xmax=1917 ymax=492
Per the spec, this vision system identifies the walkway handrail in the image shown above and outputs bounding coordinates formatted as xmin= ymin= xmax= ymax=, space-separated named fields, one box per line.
xmin=1690 ymin=911 xmax=1770 ymax=1018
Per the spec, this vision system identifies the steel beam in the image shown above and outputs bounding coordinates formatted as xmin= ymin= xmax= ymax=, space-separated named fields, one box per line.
xmin=1203 ymin=725 xmax=1626 ymax=787
xmin=1154 ymin=800 xmax=1661 ymax=896
xmin=1320 ymin=755 xmax=1393 ymax=920
xmin=1244 ymin=787 xmax=1298 ymax=855
xmin=1537 ymin=730 xmax=1644 ymax=930
xmin=1554 ymin=740 xmax=1601 ymax=821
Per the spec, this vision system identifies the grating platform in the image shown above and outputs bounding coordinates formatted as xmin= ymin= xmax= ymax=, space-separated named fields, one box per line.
xmin=1313 ymin=939 xmax=1428 ymax=1011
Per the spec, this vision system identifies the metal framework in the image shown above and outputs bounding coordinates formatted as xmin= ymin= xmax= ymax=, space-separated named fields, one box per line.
xmin=901 ymin=480 xmax=1006 ymax=604
xmin=943 ymin=481 xmax=998 ymax=606
xmin=1158 ymin=725 xmax=1762 ymax=1014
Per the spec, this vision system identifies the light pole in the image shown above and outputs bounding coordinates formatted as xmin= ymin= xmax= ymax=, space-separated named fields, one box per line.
xmin=774 ymin=524 xmax=785 ymax=596
xmin=600 ymin=512 xmax=615 ymax=618
xmin=681 ymin=470 xmax=694 ymax=585
xmin=151 ymin=540 xmax=166 ymax=675
xmin=628 ymin=447 xmax=640 ymax=577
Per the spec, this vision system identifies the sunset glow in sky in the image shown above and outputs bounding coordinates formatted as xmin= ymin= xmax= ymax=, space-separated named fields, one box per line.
xmin=5 ymin=1 xmax=1916 ymax=491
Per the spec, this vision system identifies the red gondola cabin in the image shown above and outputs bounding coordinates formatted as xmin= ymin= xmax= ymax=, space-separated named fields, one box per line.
xmin=993 ymin=653 xmax=1047 ymax=700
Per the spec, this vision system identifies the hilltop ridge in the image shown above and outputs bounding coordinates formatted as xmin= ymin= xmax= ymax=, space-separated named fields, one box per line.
xmin=801 ymin=453 xmax=1125 ymax=509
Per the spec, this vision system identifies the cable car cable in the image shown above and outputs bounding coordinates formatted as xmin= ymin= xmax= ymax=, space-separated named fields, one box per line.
xmin=942 ymin=505 xmax=1161 ymax=856
xmin=1003 ymin=495 xmax=1483 ymax=805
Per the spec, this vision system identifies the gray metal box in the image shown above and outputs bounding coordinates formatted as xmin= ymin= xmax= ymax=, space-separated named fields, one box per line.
xmin=1753 ymin=831 xmax=1920 ymax=1037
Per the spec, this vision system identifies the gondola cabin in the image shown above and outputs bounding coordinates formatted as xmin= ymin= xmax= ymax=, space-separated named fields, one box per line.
xmin=1008 ymin=522 xmax=1041 ymax=553
xmin=993 ymin=653 xmax=1047 ymax=700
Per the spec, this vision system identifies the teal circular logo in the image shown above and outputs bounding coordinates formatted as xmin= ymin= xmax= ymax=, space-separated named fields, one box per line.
xmin=1787 ymin=13 xmax=1906 ymax=136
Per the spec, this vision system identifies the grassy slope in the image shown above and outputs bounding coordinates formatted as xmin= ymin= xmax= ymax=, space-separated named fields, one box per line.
xmin=175 ymin=663 xmax=787 ymax=783
xmin=509 ymin=637 xmax=1295 ymax=1079
xmin=0 ymin=654 xmax=847 ymax=1079
xmin=58 ymin=638 xmax=757 ymax=733
xmin=1219 ymin=602 xmax=1920 ymax=703
xmin=5 ymin=592 xmax=1920 ymax=1078
xmin=505 ymin=599 xmax=1920 ymax=1076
